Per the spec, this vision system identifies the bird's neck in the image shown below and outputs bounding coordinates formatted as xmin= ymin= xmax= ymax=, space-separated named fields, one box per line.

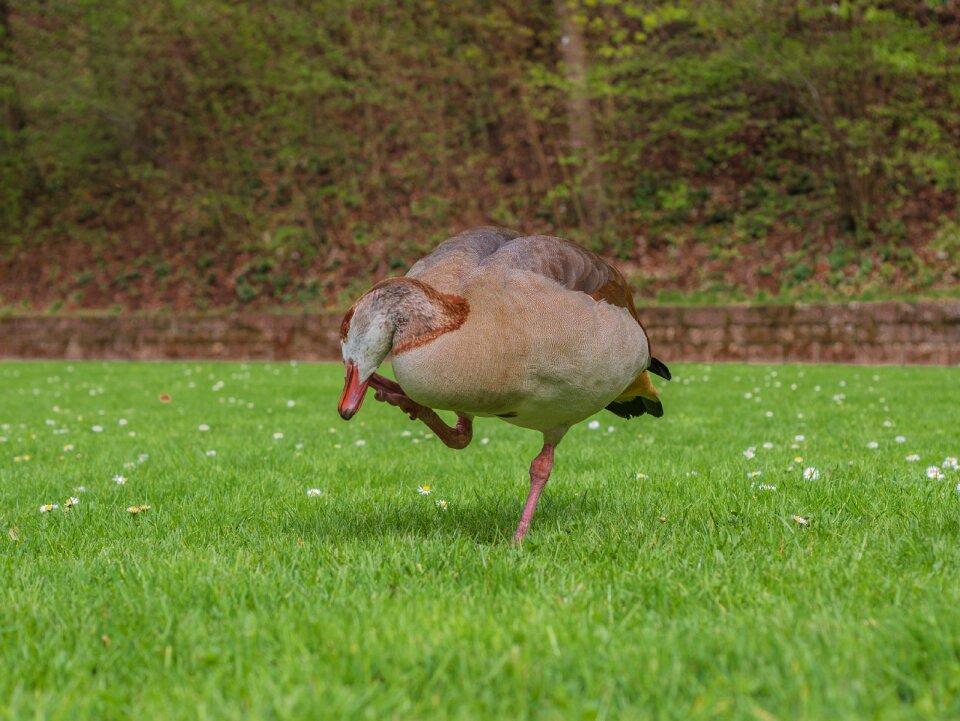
xmin=368 ymin=277 xmax=471 ymax=355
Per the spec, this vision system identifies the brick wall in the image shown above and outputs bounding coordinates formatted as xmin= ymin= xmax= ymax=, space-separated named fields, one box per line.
xmin=1 ymin=301 xmax=958 ymax=364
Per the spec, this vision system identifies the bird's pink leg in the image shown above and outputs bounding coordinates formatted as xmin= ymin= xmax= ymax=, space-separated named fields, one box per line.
xmin=514 ymin=443 xmax=555 ymax=542
xmin=369 ymin=373 xmax=472 ymax=450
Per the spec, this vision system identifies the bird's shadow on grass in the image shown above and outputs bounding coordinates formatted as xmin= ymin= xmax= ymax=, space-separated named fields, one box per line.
xmin=284 ymin=488 xmax=607 ymax=546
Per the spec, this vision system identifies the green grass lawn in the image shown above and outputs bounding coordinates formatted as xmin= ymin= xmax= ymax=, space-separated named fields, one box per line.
xmin=2 ymin=360 xmax=959 ymax=720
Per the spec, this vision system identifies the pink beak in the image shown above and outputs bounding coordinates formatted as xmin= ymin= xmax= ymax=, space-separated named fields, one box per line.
xmin=338 ymin=360 xmax=370 ymax=420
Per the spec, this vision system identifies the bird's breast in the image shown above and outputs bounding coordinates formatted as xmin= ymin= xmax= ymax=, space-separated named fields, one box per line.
xmin=391 ymin=272 xmax=648 ymax=426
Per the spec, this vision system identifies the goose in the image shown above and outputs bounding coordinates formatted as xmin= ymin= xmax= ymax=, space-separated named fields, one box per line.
xmin=338 ymin=227 xmax=671 ymax=541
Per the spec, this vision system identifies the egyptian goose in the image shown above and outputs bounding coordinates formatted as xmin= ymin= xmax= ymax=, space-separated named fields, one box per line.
xmin=338 ymin=227 xmax=670 ymax=541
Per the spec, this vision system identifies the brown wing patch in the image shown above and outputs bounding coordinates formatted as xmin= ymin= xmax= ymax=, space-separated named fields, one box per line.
xmin=589 ymin=266 xmax=640 ymax=322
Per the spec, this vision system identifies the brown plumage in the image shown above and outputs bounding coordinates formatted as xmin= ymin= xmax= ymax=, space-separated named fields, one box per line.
xmin=338 ymin=227 xmax=670 ymax=541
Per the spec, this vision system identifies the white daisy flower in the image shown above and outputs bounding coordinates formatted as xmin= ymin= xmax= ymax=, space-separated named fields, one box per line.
xmin=436 ymin=499 xmax=449 ymax=510
xmin=747 ymin=470 xmax=762 ymax=478
xmin=943 ymin=457 xmax=959 ymax=470
xmin=64 ymin=497 xmax=80 ymax=508
xmin=803 ymin=467 xmax=820 ymax=480
xmin=40 ymin=504 xmax=59 ymax=513
xmin=587 ymin=420 xmax=600 ymax=430
xmin=882 ymin=420 xmax=893 ymax=428
xmin=273 ymin=432 xmax=284 ymax=440
xmin=400 ymin=430 xmax=411 ymax=437
xmin=118 ymin=418 xmax=128 ymax=426
xmin=306 ymin=488 xmax=322 ymax=497
xmin=866 ymin=441 xmax=879 ymax=449
xmin=417 ymin=485 xmax=432 ymax=495
xmin=743 ymin=448 xmax=756 ymax=460
xmin=112 ymin=475 xmax=127 ymax=485
xmin=287 ymin=400 xmax=296 ymax=408
xmin=205 ymin=449 xmax=217 ymax=457
xmin=792 ymin=515 xmax=809 ymax=526
xmin=198 ymin=424 xmax=210 ymax=432
xmin=636 ymin=472 xmax=648 ymax=480
xmin=91 ymin=425 xmax=103 ymax=433
xmin=63 ymin=443 xmax=74 ymax=452
xmin=926 ymin=466 xmax=944 ymax=480
xmin=480 ymin=437 xmax=490 ymax=445
xmin=757 ymin=483 xmax=777 ymax=491
xmin=895 ymin=436 xmax=906 ymax=444
xmin=794 ymin=435 xmax=805 ymax=442
xmin=137 ymin=453 xmax=149 ymax=463
xmin=74 ymin=486 xmax=87 ymax=493
xmin=762 ymin=442 xmax=774 ymax=449
xmin=905 ymin=453 xmax=920 ymax=462
xmin=354 ymin=439 xmax=366 ymax=447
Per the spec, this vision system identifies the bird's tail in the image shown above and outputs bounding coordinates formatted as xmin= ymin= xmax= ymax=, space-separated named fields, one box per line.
xmin=605 ymin=357 xmax=671 ymax=419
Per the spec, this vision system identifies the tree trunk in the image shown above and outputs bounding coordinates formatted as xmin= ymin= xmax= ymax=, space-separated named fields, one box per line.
xmin=556 ymin=0 xmax=604 ymax=231
xmin=0 ymin=0 xmax=25 ymax=132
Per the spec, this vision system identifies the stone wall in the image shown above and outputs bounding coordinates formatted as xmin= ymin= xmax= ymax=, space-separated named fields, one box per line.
xmin=1 ymin=301 xmax=958 ymax=364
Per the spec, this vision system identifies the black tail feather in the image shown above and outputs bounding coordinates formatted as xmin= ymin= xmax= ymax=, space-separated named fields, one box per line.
xmin=605 ymin=396 xmax=664 ymax=419
xmin=649 ymin=357 xmax=671 ymax=381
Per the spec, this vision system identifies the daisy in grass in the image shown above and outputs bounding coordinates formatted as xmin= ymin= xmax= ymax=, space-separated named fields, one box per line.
xmin=481 ymin=437 xmax=490 ymax=445
xmin=635 ymin=472 xmax=648 ymax=480
xmin=126 ymin=504 xmax=151 ymax=514
xmin=794 ymin=456 xmax=804 ymax=463
xmin=417 ymin=485 xmax=432 ymax=495
xmin=354 ymin=439 xmax=366 ymax=447
xmin=757 ymin=483 xmax=777 ymax=491
xmin=747 ymin=470 xmax=762 ymax=478
xmin=587 ymin=420 xmax=600 ymax=430
xmin=895 ymin=436 xmax=906 ymax=444
xmin=905 ymin=453 xmax=920 ymax=462
xmin=40 ymin=504 xmax=59 ymax=513
xmin=112 ymin=475 xmax=127 ymax=485
xmin=205 ymin=450 xmax=217 ymax=457
xmin=64 ymin=497 xmax=80 ymax=509
xmin=792 ymin=515 xmax=809 ymax=526
xmin=63 ymin=443 xmax=74 ymax=452
xmin=306 ymin=488 xmax=322 ymax=497
xmin=803 ymin=467 xmax=820 ymax=480
xmin=866 ymin=441 xmax=879 ymax=449
xmin=943 ymin=457 xmax=959 ymax=471
xmin=926 ymin=466 xmax=944 ymax=480
xmin=743 ymin=448 xmax=756 ymax=460
xmin=436 ymin=499 xmax=449 ymax=510
xmin=198 ymin=424 xmax=210 ymax=432
xmin=273 ymin=432 xmax=284 ymax=440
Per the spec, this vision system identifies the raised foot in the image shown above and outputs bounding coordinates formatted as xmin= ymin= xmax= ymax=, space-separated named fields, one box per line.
xmin=369 ymin=373 xmax=473 ymax=450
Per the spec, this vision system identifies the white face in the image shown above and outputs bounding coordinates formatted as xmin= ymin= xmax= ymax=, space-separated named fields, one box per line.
xmin=341 ymin=299 xmax=394 ymax=382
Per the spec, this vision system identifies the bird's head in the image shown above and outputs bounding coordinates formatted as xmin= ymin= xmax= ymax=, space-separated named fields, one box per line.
xmin=338 ymin=288 xmax=396 ymax=420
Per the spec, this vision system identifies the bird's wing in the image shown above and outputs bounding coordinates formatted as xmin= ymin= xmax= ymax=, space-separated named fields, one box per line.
xmin=480 ymin=234 xmax=673 ymax=403
xmin=478 ymin=234 xmax=642 ymax=322
xmin=406 ymin=226 xmax=520 ymax=293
